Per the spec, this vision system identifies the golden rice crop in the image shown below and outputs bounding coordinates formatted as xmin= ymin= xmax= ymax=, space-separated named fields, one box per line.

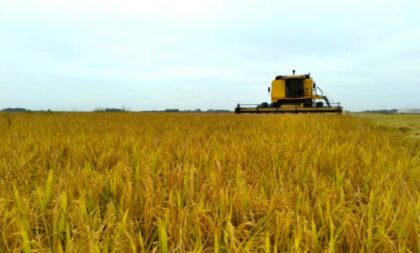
xmin=0 ymin=113 xmax=419 ymax=252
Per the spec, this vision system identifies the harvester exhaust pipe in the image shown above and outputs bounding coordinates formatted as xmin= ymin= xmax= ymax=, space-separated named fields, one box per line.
xmin=292 ymin=69 xmax=296 ymax=75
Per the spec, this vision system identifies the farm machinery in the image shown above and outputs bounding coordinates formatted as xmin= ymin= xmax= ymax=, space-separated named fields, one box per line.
xmin=235 ymin=70 xmax=343 ymax=114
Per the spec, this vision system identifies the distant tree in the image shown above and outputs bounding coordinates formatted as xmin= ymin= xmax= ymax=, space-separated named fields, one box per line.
xmin=358 ymin=109 xmax=397 ymax=114
xmin=2 ymin=108 xmax=29 ymax=112
xmin=165 ymin=109 xmax=180 ymax=112
xmin=207 ymin=109 xmax=231 ymax=113
xmin=93 ymin=106 xmax=129 ymax=112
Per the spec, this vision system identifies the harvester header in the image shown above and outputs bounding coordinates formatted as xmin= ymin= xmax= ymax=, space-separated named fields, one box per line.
xmin=235 ymin=70 xmax=342 ymax=114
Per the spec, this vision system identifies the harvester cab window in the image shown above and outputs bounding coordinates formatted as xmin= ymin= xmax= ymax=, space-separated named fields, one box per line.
xmin=285 ymin=78 xmax=304 ymax=98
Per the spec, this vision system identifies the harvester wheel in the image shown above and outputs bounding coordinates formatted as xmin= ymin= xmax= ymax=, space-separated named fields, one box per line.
xmin=260 ymin=102 xmax=269 ymax=108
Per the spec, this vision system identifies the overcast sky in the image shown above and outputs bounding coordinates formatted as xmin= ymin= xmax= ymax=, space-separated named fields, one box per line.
xmin=1 ymin=0 xmax=419 ymax=111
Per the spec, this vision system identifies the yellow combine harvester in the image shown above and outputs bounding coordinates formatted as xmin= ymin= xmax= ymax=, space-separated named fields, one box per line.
xmin=235 ymin=70 xmax=343 ymax=114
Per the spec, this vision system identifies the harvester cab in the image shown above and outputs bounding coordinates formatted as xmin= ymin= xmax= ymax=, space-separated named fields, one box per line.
xmin=235 ymin=70 xmax=342 ymax=114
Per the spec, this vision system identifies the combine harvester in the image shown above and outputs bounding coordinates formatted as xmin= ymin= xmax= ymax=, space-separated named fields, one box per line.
xmin=235 ymin=70 xmax=343 ymax=114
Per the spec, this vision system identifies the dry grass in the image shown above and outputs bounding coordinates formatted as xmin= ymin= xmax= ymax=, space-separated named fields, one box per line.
xmin=358 ymin=114 xmax=420 ymax=139
xmin=0 ymin=113 xmax=419 ymax=252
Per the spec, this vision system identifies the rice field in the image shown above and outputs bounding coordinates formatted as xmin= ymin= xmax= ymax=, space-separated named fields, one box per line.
xmin=359 ymin=114 xmax=420 ymax=140
xmin=0 ymin=113 xmax=419 ymax=252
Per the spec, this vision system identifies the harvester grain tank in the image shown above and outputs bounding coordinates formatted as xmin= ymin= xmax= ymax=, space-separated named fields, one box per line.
xmin=235 ymin=70 xmax=342 ymax=114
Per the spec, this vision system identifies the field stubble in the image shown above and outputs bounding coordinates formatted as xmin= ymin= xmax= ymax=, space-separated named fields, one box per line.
xmin=0 ymin=113 xmax=419 ymax=252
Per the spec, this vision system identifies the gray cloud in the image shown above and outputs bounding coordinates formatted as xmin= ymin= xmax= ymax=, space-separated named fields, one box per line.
xmin=1 ymin=0 xmax=419 ymax=111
